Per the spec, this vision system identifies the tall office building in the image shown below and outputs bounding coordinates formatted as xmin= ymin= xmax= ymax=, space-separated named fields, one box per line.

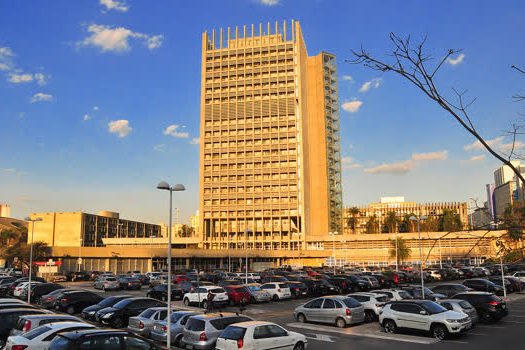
xmin=199 ymin=21 xmax=342 ymax=250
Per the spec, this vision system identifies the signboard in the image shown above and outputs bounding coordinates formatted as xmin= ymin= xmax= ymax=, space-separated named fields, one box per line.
xmin=33 ymin=261 xmax=62 ymax=266
xmin=77 ymin=258 xmax=83 ymax=265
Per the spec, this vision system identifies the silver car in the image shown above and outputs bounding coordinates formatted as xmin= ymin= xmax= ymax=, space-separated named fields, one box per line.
xmin=10 ymin=314 xmax=83 ymax=336
xmin=437 ymin=299 xmax=479 ymax=324
xmin=93 ymin=276 xmax=120 ymax=291
xmin=151 ymin=311 xmax=201 ymax=346
xmin=294 ymin=296 xmax=365 ymax=328
xmin=244 ymin=284 xmax=271 ymax=303
xmin=180 ymin=313 xmax=252 ymax=350
xmin=127 ymin=307 xmax=167 ymax=337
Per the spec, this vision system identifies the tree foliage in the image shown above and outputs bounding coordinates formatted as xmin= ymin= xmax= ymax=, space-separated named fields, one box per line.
xmin=383 ymin=211 xmax=399 ymax=233
xmin=365 ymin=215 xmax=379 ymax=234
xmin=347 ymin=207 xmax=360 ymax=234
xmin=441 ymin=209 xmax=462 ymax=232
xmin=389 ymin=237 xmax=411 ymax=265
xmin=0 ymin=226 xmax=50 ymax=269
xmin=178 ymin=224 xmax=195 ymax=237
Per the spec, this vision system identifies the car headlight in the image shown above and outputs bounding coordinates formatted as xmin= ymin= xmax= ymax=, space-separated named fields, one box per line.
xmin=446 ymin=319 xmax=460 ymax=323
xmin=102 ymin=313 xmax=114 ymax=319
xmin=88 ymin=311 xmax=96 ymax=315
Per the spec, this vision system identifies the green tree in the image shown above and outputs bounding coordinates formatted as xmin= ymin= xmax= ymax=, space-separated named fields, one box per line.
xmin=0 ymin=229 xmax=19 ymax=246
xmin=441 ymin=209 xmax=462 ymax=231
xmin=178 ymin=225 xmax=195 ymax=237
xmin=2 ymin=241 xmax=51 ymax=270
xmin=389 ymin=237 xmax=411 ymax=265
xmin=347 ymin=207 xmax=360 ymax=234
xmin=365 ymin=215 xmax=379 ymax=234
xmin=421 ymin=217 xmax=441 ymax=232
xmin=399 ymin=213 xmax=416 ymax=233
xmin=500 ymin=202 xmax=525 ymax=260
xmin=384 ymin=211 xmax=399 ymax=233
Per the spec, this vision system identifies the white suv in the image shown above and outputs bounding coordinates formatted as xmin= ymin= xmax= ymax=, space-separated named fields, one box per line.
xmin=371 ymin=289 xmax=412 ymax=301
xmin=346 ymin=292 xmax=388 ymax=322
xmin=379 ymin=300 xmax=471 ymax=340
xmin=260 ymin=283 xmax=292 ymax=301
xmin=183 ymin=286 xmax=229 ymax=309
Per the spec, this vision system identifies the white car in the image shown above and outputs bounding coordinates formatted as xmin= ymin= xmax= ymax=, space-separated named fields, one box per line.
xmin=183 ymin=286 xmax=229 ymax=308
xmin=13 ymin=282 xmax=42 ymax=297
xmin=428 ymin=270 xmax=442 ymax=280
xmin=370 ymin=289 xmax=412 ymax=301
xmin=5 ymin=322 xmax=95 ymax=350
xmin=379 ymin=300 xmax=471 ymax=340
xmin=510 ymin=271 xmax=525 ymax=283
xmin=260 ymin=283 xmax=291 ymax=301
xmin=235 ymin=273 xmax=261 ymax=281
xmin=216 ymin=321 xmax=307 ymax=350
xmin=0 ymin=298 xmax=27 ymax=304
xmin=346 ymin=292 xmax=388 ymax=322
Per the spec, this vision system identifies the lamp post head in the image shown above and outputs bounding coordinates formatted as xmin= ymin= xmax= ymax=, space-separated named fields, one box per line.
xmin=420 ymin=215 xmax=428 ymax=220
xmin=172 ymin=184 xmax=186 ymax=191
xmin=156 ymin=181 xmax=170 ymax=190
xmin=25 ymin=217 xmax=42 ymax=222
xmin=409 ymin=216 xmax=417 ymax=221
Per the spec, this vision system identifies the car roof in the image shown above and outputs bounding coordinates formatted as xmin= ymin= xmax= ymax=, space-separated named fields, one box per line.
xmin=0 ymin=308 xmax=51 ymax=314
xmin=59 ymin=329 xmax=130 ymax=340
xmin=438 ymin=299 xmax=464 ymax=303
xmin=201 ymin=286 xmax=222 ymax=289
xmin=21 ymin=314 xmax=79 ymax=319
xmin=229 ymin=321 xmax=274 ymax=328
xmin=455 ymin=291 xmax=493 ymax=295
xmin=192 ymin=312 xmax=242 ymax=320
xmin=348 ymin=292 xmax=384 ymax=297
xmin=43 ymin=321 xmax=96 ymax=329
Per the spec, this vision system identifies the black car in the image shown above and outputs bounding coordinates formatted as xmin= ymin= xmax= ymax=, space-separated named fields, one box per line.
xmin=39 ymin=288 xmax=76 ymax=308
xmin=463 ymin=279 xmax=504 ymax=296
xmin=81 ymin=295 xmax=133 ymax=321
xmin=452 ymin=291 xmax=508 ymax=323
xmin=177 ymin=280 xmax=213 ymax=294
xmin=217 ymin=279 xmax=243 ymax=287
xmin=372 ymin=274 xmax=394 ymax=288
xmin=401 ymin=285 xmax=445 ymax=301
xmin=345 ymin=275 xmax=370 ymax=292
xmin=1 ymin=277 xmax=46 ymax=297
xmin=146 ymin=283 xmax=184 ymax=301
xmin=488 ymin=277 xmax=515 ymax=293
xmin=54 ymin=290 xmax=104 ymax=314
xmin=0 ymin=278 xmax=17 ymax=296
xmin=286 ymin=281 xmax=308 ymax=298
xmin=29 ymin=283 xmax=64 ymax=303
xmin=312 ymin=279 xmax=340 ymax=295
xmin=67 ymin=271 xmax=87 ymax=282
xmin=431 ymin=284 xmax=473 ymax=297
xmin=327 ymin=278 xmax=351 ymax=293
xmin=95 ymin=297 xmax=166 ymax=328
xmin=0 ymin=308 xmax=51 ymax=341
xmin=48 ymin=329 xmax=162 ymax=350
xmin=118 ymin=277 xmax=142 ymax=290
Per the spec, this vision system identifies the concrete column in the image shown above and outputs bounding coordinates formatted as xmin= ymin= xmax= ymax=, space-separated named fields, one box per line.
xmin=185 ymin=258 xmax=190 ymax=268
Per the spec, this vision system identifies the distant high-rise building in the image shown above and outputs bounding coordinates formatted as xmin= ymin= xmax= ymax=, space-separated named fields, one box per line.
xmin=0 ymin=204 xmax=10 ymax=218
xmin=199 ymin=21 xmax=342 ymax=250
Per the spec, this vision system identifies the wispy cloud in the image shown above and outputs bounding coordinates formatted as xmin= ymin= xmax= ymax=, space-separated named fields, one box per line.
xmin=93 ymin=106 xmax=99 ymax=111
xmin=469 ymin=155 xmax=486 ymax=162
xmin=190 ymin=138 xmax=200 ymax=145
xmin=446 ymin=53 xmax=465 ymax=66
xmin=358 ymin=78 xmax=382 ymax=92
xmin=108 ymin=120 xmax=132 ymax=137
xmin=8 ymin=73 xmax=33 ymax=83
xmin=163 ymin=125 xmax=189 ymax=138
xmin=1 ymin=47 xmax=49 ymax=85
xmin=0 ymin=47 xmax=14 ymax=72
xmin=83 ymin=114 xmax=91 ymax=121
xmin=258 ymin=0 xmax=279 ymax=5
xmin=464 ymin=136 xmax=524 ymax=154
xmin=411 ymin=150 xmax=448 ymax=161
xmin=99 ymin=0 xmax=129 ymax=12
xmin=77 ymin=24 xmax=163 ymax=53
xmin=364 ymin=160 xmax=415 ymax=174
xmin=1 ymin=168 xmax=26 ymax=176
xmin=153 ymin=144 xmax=165 ymax=151
xmin=31 ymin=93 xmax=53 ymax=103
xmin=341 ymin=156 xmax=362 ymax=169
xmin=342 ymin=100 xmax=363 ymax=113
xmin=341 ymin=75 xmax=353 ymax=81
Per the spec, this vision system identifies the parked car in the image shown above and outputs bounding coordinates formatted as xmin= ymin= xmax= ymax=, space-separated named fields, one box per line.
xmin=260 ymin=283 xmax=292 ymax=301
xmin=67 ymin=271 xmax=87 ymax=282
xmin=488 ymin=276 xmax=515 ymax=293
xmin=0 ymin=308 xmax=53 ymax=342
xmin=452 ymin=291 xmax=508 ymax=323
xmin=146 ymin=283 xmax=184 ymax=302
xmin=0 ymin=303 xmax=37 ymax=311
xmin=149 ymin=275 xmax=168 ymax=287
xmin=505 ymin=276 xmax=525 ymax=292
xmin=151 ymin=311 xmax=201 ymax=346
xmin=286 ymin=281 xmax=309 ymax=298
xmin=0 ymin=298 xmax=27 ymax=305
xmin=178 ymin=280 xmax=213 ymax=294
xmin=379 ymin=300 xmax=471 ymax=340
xmin=95 ymin=297 xmax=165 ymax=328
xmin=509 ymin=270 xmax=525 ymax=282
xmin=180 ymin=313 xmax=252 ymax=350
xmin=344 ymin=275 xmax=370 ymax=292
xmin=51 ymin=274 xmax=67 ymax=283
xmin=127 ymin=307 xmax=167 ymax=338
xmin=48 ymin=329 xmax=162 ymax=350
xmin=401 ymin=285 xmax=446 ymax=301
xmin=431 ymin=284 xmax=473 ymax=298
xmin=294 ymin=296 xmax=365 ymax=328
xmin=370 ymin=289 xmax=412 ymax=301
xmin=13 ymin=281 xmax=43 ymax=298
xmin=55 ymin=291 xmax=103 ymax=315
xmin=183 ymin=286 xmax=229 ymax=308
xmin=93 ymin=276 xmax=120 ymax=291
xmin=173 ymin=275 xmax=190 ymax=284
xmin=118 ymin=276 xmax=142 ymax=290
xmin=360 ymin=276 xmax=380 ymax=289
xmin=222 ymin=286 xmax=250 ymax=306
xmin=81 ymin=295 xmax=132 ymax=321
xmin=346 ymin=292 xmax=388 ymax=322
xmin=10 ymin=314 xmax=83 ymax=336
xmin=216 ymin=321 xmax=307 ymax=350
xmin=244 ymin=284 xmax=271 ymax=303
xmin=29 ymin=283 xmax=64 ymax=304
xmin=462 ymin=279 xmax=504 ymax=296
xmin=38 ymin=289 xmax=76 ymax=309
xmin=218 ymin=279 xmax=243 ymax=288
xmin=5 ymin=321 xmax=95 ymax=350
xmin=436 ymin=299 xmax=479 ymax=325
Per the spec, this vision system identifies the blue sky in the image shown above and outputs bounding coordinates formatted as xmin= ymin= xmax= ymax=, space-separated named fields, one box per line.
xmin=1 ymin=0 xmax=524 ymax=224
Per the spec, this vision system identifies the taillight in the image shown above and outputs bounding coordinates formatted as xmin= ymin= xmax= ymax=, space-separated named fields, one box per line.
xmin=162 ymin=326 xmax=167 ymax=332
xmin=278 ymin=289 xmax=281 ymax=292
xmin=295 ymin=288 xmax=299 ymax=291
xmin=104 ymin=282 xmax=108 ymax=284
xmin=346 ymin=309 xmax=351 ymax=316
xmin=12 ymin=345 xmax=28 ymax=350
xmin=23 ymin=320 xmax=32 ymax=332
xmin=60 ymin=298 xmax=68 ymax=302
xmin=139 ymin=321 xmax=144 ymax=329
xmin=46 ymin=297 xmax=52 ymax=301
xmin=237 ymin=339 xmax=244 ymax=348
xmin=199 ymin=332 xmax=207 ymax=341
xmin=488 ymin=302 xmax=499 ymax=306
xmin=342 ymin=283 xmax=346 ymax=287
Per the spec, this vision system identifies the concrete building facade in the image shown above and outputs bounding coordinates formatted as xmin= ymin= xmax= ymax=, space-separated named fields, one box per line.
xmin=0 ymin=204 xmax=10 ymax=218
xmin=199 ymin=21 xmax=342 ymax=251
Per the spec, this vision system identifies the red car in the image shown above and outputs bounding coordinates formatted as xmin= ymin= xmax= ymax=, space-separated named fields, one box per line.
xmin=224 ymin=285 xmax=251 ymax=305
xmin=173 ymin=275 xmax=190 ymax=284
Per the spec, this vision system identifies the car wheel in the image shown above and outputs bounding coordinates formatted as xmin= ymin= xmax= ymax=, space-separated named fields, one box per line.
xmin=336 ymin=317 xmax=346 ymax=328
xmin=183 ymin=298 xmax=190 ymax=306
xmin=297 ymin=313 xmax=306 ymax=323
xmin=111 ymin=317 xmax=124 ymax=328
xmin=272 ymin=294 xmax=279 ymax=302
xmin=66 ymin=305 xmax=76 ymax=315
xmin=202 ymin=300 xmax=208 ymax=309
xmin=383 ymin=319 xmax=397 ymax=334
xmin=364 ymin=310 xmax=375 ymax=323
xmin=481 ymin=312 xmax=493 ymax=323
xmin=293 ymin=341 xmax=305 ymax=350
xmin=431 ymin=324 xmax=448 ymax=340
xmin=174 ymin=334 xmax=183 ymax=347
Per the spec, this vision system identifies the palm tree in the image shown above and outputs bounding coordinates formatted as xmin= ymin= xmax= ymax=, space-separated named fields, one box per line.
xmin=389 ymin=237 xmax=411 ymax=266
xmin=365 ymin=215 xmax=379 ymax=234
xmin=0 ymin=229 xmax=19 ymax=246
xmin=384 ymin=211 xmax=399 ymax=233
xmin=347 ymin=207 xmax=360 ymax=234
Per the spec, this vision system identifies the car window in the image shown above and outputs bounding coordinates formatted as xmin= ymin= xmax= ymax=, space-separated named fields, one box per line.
xmin=139 ymin=309 xmax=156 ymax=319
xmin=351 ymin=295 xmax=368 ymax=302
xmin=267 ymin=324 xmax=287 ymax=337
xmin=123 ymin=335 xmax=152 ymax=350
xmin=375 ymin=296 xmax=388 ymax=303
xmin=80 ymin=335 xmax=121 ymax=350
xmin=253 ymin=325 xmax=272 ymax=339
xmin=304 ymin=298 xmax=323 ymax=309
xmin=195 ymin=288 xmax=206 ymax=294
xmin=459 ymin=301 xmax=473 ymax=309
xmin=211 ymin=288 xmax=226 ymax=293
xmin=322 ymin=299 xmax=336 ymax=309
xmin=23 ymin=326 xmax=52 ymax=340
xmin=382 ymin=291 xmax=393 ymax=298
xmin=186 ymin=318 xmax=205 ymax=332
xmin=342 ymin=298 xmax=361 ymax=308
xmin=391 ymin=303 xmax=411 ymax=313
xmin=157 ymin=310 xmax=167 ymax=320
xmin=440 ymin=302 xmax=453 ymax=310
xmin=49 ymin=336 xmax=72 ymax=350
xmin=180 ymin=314 xmax=192 ymax=326
xmin=220 ymin=326 xmax=246 ymax=340
xmin=210 ymin=316 xmax=251 ymax=330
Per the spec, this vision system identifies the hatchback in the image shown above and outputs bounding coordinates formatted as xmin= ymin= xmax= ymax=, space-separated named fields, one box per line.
xmin=127 ymin=307 xmax=167 ymax=337
xmin=47 ymin=329 xmax=162 ymax=350
xmin=346 ymin=292 xmax=388 ymax=322
xmin=81 ymin=295 xmax=132 ymax=321
xmin=54 ymin=291 xmax=103 ymax=315
xmin=244 ymin=284 xmax=271 ymax=303
xmin=260 ymin=283 xmax=292 ymax=301
xmin=0 ymin=308 xmax=52 ymax=342
xmin=436 ymin=299 xmax=479 ymax=324
xmin=150 ymin=311 xmax=201 ymax=346
xmin=10 ymin=314 xmax=83 ymax=336
xmin=96 ymin=297 xmax=165 ymax=328
xmin=452 ymin=292 xmax=508 ymax=323
xmin=294 ymin=296 xmax=365 ymax=328
xmin=224 ymin=286 xmax=251 ymax=306
xmin=93 ymin=276 xmax=120 ymax=291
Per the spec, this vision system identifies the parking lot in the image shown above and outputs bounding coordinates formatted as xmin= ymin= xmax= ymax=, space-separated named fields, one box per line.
xmin=61 ymin=280 xmax=525 ymax=349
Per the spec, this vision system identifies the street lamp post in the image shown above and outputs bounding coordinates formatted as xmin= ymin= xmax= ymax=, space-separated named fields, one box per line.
xmin=409 ymin=215 xmax=427 ymax=299
xmin=25 ymin=217 xmax=42 ymax=304
xmin=157 ymin=181 xmax=185 ymax=350
xmin=243 ymin=229 xmax=252 ymax=284
xmin=150 ymin=235 xmax=156 ymax=272
xmin=329 ymin=232 xmax=338 ymax=274
xmin=391 ymin=233 xmax=400 ymax=272
xmin=227 ymin=237 xmax=233 ymax=273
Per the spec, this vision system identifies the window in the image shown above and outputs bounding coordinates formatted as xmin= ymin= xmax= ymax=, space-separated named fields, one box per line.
xmin=23 ymin=326 xmax=51 ymax=340
xmin=253 ymin=325 xmax=272 ymax=339
xmin=267 ymin=324 xmax=288 ymax=337
xmin=80 ymin=335 xmax=121 ymax=350
xmin=123 ymin=335 xmax=152 ymax=350
xmin=210 ymin=316 xmax=251 ymax=330
xmin=342 ymin=298 xmax=361 ymax=308
xmin=186 ymin=318 xmax=205 ymax=332
xmin=157 ymin=310 xmax=167 ymax=320
xmin=220 ymin=326 xmax=247 ymax=340
xmin=351 ymin=295 xmax=368 ymax=302
xmin=440 ymin=302 xmax=453 ymax=310
xmin=304 ymin=298 xmax=323 ymax=309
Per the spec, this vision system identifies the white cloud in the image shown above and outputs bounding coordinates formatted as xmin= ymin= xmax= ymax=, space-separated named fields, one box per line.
xmin=77 ymin=24 xmax=163 ymax=53
xmin=108 ymin=119 xmax=132 ymax=137
xmin=469 ymin=155 xmax=486 ymax=162
xmin=0 ymin=47 xmax=14 ymax=71
xmin=1 ymin=168 xmax=26 ymax=176
xmin=344 ymin=163 xmax=362 ymax=169
xmin=411 ymin=150 xmax=448 ymax=161
xmin=83 ymin=114 xmax=91 ymax=121
xmin=358 ymin=78 xmax=382 ymax=92
xmin=464 ymin=136 xmax=524 ymax=154
xmin=341 ymin=156 xmax=354 ymax=163
xmin=342 ymin=100 xmax=363 ymax=113
xmin=341 ymin=75 xmax=353 ymax=81
xmin=364 ymin=160 xmax=415 ymax=174
xmin=163 ymin=125 xmax=189 ymax=138
xmin=93 ymin=106 xmax=99 ymax=111
xmin=34 ymin=73 xmax=48 ymax=86
xmin=0 ymin=47 xmax=49 ymax=85
xmin=99 ymin=0 xmax=129 ymax=12
xmin=153 ymin=144 xmax=165 ymax=151
xmin=31 ymin=93 xmax=53 ymax=103
xmin=190 ymin=138 xmax=201 ymax=145
xmin=464 ymin=136 xmax=503 ymax=151
xmin=446 ymin=53 xmax=465 ymax=66
xmin=258 ymin=0 xmax=279 ymax=5
xmin=8 ymin=73 xmax=33 ymax=83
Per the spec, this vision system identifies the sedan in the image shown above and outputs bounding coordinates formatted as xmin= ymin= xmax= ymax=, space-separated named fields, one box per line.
xmin=151 ymin=311 xmax=201 ymax=346
xmin=5 ymin=322 xmax=95 ymax=350
xmin=127 ymin=307 xmax=167 ymax=337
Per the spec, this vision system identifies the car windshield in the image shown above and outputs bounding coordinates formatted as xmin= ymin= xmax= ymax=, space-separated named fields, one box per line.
xmin=113 ymin=299 xmax=133 ymax=309
xmin=247 ymin=286 xmax=261 ymax=291
xmin=220 ymin=326 xmax=246 ymax=340
xmin=23 ymin=326 xmax=51 ymax=340
xmin=343 ymin=297 xmax=361 ymax=308
xmin=139 ymin=309 xmax=156 ymax=318
xmin=211 ymin=288 xmax=225 ymax=293
xmin=420 ymin=301 xmax=447 ymax=315
xmin=459 ymin=301 xmax=473 ymax=309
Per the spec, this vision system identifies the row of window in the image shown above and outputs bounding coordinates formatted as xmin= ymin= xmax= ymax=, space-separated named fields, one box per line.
xmin=204 ymin=172 xmax=297 ymax=182
xmin=204 ymin=115 xmax=296 ymax=126
xmin=204 ymin=184 xmax=298 ymax=193
xmin=204 ymin=160 xmax=297 ymax=170
xmin=204 ymin=125 xmax=296 ymax=137
xmin=205 ymin=68 xmax=295 ymax=82
xmin=205 ymin=81 xmax=295 ymax=94
xmin=204 ymin=137 xmax=297 ymax=149
xmin=204 ymin=197 xmax=298 ymax=206
xmin=205 ymin=58 xmax=294 ymax=71
xmin=203 ymin=210 xmax=299 ymax=218
xmin=205 ymin=149 xmax=296 ymax=160
xmin=205 ymin=91 xmax=295 ymax=104
xmin=205 ymin=46 xmax=294 ymax=60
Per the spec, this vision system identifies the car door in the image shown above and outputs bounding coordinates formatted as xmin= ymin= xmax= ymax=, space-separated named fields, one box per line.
xmin=404 ymin=304 xmax=430 ymax=330
xmin=252 ymin=325 xmax=275 ymax=350
xmin=303 ymin=298 xmax=324 ymax=322
xmin=267 ymin=324 xmax=295 ymax=350
xmin=320 ymin=298 xmax=337 ymax=323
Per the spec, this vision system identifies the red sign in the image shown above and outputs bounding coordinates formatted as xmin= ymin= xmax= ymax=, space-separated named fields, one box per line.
xmin=33 ymin=261 xmax=62 ymax=266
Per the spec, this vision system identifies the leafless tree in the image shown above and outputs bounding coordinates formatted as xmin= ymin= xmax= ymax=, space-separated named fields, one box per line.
xmin=348 ymin=33 xmax=525 ymax=185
